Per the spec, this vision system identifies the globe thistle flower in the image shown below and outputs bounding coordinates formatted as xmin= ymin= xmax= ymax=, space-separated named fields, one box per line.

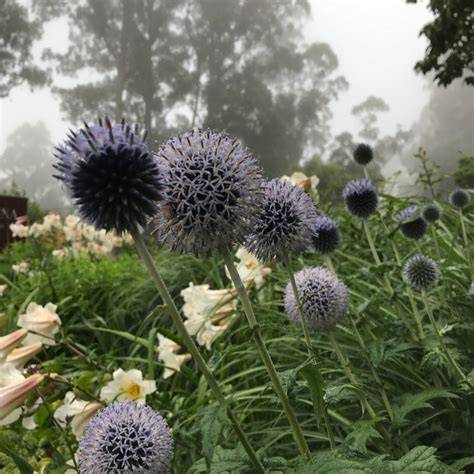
xmin=79 ymin=401 xmax=173 ymax=474
xmin=396 ymin=206 xmax=427 ymax=240
xmin=421 ymin=203 xmax=442 ymax=223
xmin=153 ymin=129 xmax=263 ymax=257
xmin=245 ymin=179 xmax=317 ymax=262
xmin=342 ymin=179 xmax=378 ymax=219
xmin=353 ymin=143 xmax=373 ymax=165
xmin=284 ymin=267 xmax=349 ymax=332
xmin=53 ymin=117 xmax=161 ymax=234
xmin=311 ymin=215 xmax=341 ymax=255
xmin=403 ymin=254 xmax=439 ymax=291
xmin=449 ymin=189 xmax=471 ymax=209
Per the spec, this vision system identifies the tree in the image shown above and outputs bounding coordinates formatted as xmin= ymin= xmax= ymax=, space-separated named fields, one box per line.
xmin=407 ymin=0 xmax=473 ymax=86
xmin=0 ymin=0 xmax=48 ymax=97
xmin=0 ymin=122 xmax=67 ymax=209
xmin=351 ymin=96 xmax=389 ymax=142
xmin=36 ymin=0 xmax=347 ymax=176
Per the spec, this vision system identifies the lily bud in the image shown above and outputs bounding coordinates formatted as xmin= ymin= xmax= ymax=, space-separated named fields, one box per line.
xmin=0 ymin=329 xmax=28 ymax=362
xmin=0 ymin=373 xmax=44 ymax=420
xmin=6 ymin=342 xmax=43 ymax=368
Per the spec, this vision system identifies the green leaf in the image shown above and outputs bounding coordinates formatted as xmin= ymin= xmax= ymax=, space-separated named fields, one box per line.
xmin=87 ymin=326 xmax=150 ymax=348
xmin=187 ymin=445 xmax=249 ymax=473
xmin=0 ymin=438 xmax=34 ymax=474
xmin=344 ymin=420 xmax=383 ymax=454
xmin=367 ymin=339 xmax=385 ymax=367
xmin=198 ymin=404 xmax=228 ymax=470
xmin=288 ymin=451 xmax=367 ymax=473
xmin=300 ymin=362 xmax=324 ymax=426
xmin=393 ymin=388 xmax=457 ymax=427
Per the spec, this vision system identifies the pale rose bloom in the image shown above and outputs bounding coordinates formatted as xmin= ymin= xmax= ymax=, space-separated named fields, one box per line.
xmin=0 ymin=373 xmax=44 ymax=420
xmin=12 ymin=261 xmax=29 ymax=273
xmin=0 ymin=284 xmax=7 ymax=296
xmin=225 ymin=247 xmax=271 ymax=290
xmin=100 ymin=369 xmax=156 ymax=404
xmin=29 ymin=223 xmax=47 ymax=238
xmin=42 ymin=214 xmax=62 ymax=230
xmin=6 ymin=342 xmax=43 ymax=368
xmin=54 ymin=391 xmax=103 ymax=438
xmin=17 ymin=303 xmax=61 ymax=346
xmin=0 ymin=328 xmax=28 ymax=362
xmin=281 ymin=171 xmax=319 ymax=194
xmin=157 ymin=334 xmax=190 ymax=379
xmin=9 ymin=223 xmax=29 ymax=238
xmin=65 ymin=214 xmax=80 ymax=227
xmin=52 ymin=248 xmax=67 ymax=259
xmin=0 ymin=363 xmax=25 ymax=387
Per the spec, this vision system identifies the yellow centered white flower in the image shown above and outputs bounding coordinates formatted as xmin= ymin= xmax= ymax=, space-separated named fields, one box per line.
xmin=225 ymin=247 xmax=272 ymax=291
xmin=157 ymin=334 xmax=191 ymax=379
xmin=100 ymin=368 xmax=156 ymax=404
xmin=0 ymin=328 xmax=28 ymax=362
xmin=54 ymin=391 xmax=103 ymax=438
xmin=17 ymin=303 xmax=61 ymax=346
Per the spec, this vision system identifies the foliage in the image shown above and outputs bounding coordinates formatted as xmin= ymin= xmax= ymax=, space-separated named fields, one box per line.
xmin=407 ymin=0 xmax=473 ymax=86
xmin=453 ymin=154 xmax=474 ymax=188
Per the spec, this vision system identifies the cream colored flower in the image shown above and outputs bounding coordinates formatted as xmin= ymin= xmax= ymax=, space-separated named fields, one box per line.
xmin=17 ymin=303 xmax=61 ymax=346
xmin=0 ymin=328 xmax=28 ymax=362
xmin=225 ymin=247 xmax=272 ymax=291
xmin=0 ymin=373 xmax=44 ymax=420
xmin=42 ymin=214 xmax=62 ymax=230
xmin=22 ymin=414 xmax=37 ymax=430
xmin=9 ymin=223 xmax=29 ymax=238
xmin=81 ymin=224 xmax=96 ymax=241
xmin=0 ymin=363 xmax=25 ymax=387
xmin=281 ymin=171 xmax=319 ymax=194
xmin=54 ymin=391 xmax=103 ymax=438
xmin=65 ymin=215 xmax=80 ymax=227
xmin=52 ymin=248 xmax=67 ymax=259
xmin=0 ymin=284 xmax=7 ymax=296
xmin=196 ymin=321 xmax=227 ymax=350
xmin=12 ymin=261 xmax=29 ymax=273
xmin=100 ymin=369 xmax=156 ymax=404
xmin=157 ymin=334 xmax=190 ymax=379
xmin=29 ymin=223 xmax=47 ymax=238
xmin=6 ymin=342 xmax=43 ymax=368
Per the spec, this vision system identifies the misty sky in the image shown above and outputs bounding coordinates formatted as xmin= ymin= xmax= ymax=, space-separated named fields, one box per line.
xmin=0 ymin=0 xmax=433 ymax=154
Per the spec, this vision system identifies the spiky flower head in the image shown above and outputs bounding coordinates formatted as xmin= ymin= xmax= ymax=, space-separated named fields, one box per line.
xmin=403 ymin=254 xmax=439 ymax=291
xmin=311 ymin=215 xmax=341 ymax=255
xmin=353 ymin=143 xmax=373 ymax=165
xmin=449 ymin=189 xmax=471 ymax=209
xmin=421 ymin=203 xmax=442 ymax=223
xmin=53 ymin=117 xmax=161 ymax=234
xmin=79 ymin=401 xmax=173 ymax=473
xmin=284 ymin=267 xmax=349 ymax=332
xmin=245 ymin=179 xmax=317 ymax=262
xmin=342 ymin=178 xmax=378 ymax=219
xmin=153 ymin=129 xmax=263 ymax=257
xmin=396 ymin=206 xmax=427 ymax=240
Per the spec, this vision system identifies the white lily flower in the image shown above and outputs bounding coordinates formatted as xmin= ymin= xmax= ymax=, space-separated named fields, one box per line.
xmin=100 ymin=368 xmax=156 ymax=404
xmin=157 ymin=334 xmax=191 ymax=379
xmin=9 ymin=223 xmax=29 ymax=238
xmin=6 ymin=342 xmax=43 ymax=368
xmin=54 ymin=391 xmax=103 ymax=438
xmin=281 ymin=171 xmax=319 ymax=194
xmin=0 ymin=328 xmax=28 ymax=362
xmin=0 ymin=373 xmax=44 ymax=420
xmin=225 ymin=247 xmax=271 ymax=291
xmin=0 ymin=363 xmax=25 ymax=387
xmin=196 ymin=321 xmax=228 ymax=350
xmin=17 ymin=302 xmax=61 ymax=346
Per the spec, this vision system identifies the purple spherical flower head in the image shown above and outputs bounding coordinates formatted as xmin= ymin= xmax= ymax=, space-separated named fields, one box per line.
xmin=245 ymin=179 xmax=318 ymax=262
xmin=153 ymin=129 xmax=263 ymax=257
xmin=284 ymin=267 xmax=349 ymax=331
xmin=79 ymin=401 xmax=173 ymax=474
xmin=53 ymin=117 xmax=161 ymax=234
xmin=449 ymin=189 xmax=470 ymax=209
xmin=342 ymin=178 xmax=378 ymax=219
xmin=311 ymin=215 xmax=341 ymax=255
xmin=395 ymin=206 xmax=427 ymax=240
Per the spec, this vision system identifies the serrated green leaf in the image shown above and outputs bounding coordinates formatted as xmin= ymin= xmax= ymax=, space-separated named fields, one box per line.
xmin=344 ymin=420 xmax=383 ymax=454
xmin=198 ymin=404 xmax=227 ymax=469
xmin=300 ymin=362 xmax=324 ymax=426
xmin=367 ymin=339 xmax=385 ymax=367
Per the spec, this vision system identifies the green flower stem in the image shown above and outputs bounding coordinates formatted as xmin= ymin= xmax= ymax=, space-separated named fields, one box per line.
xmin=222 ymin=246 xmax=311 ymax=460
xmin=323 ymin=255 xmax=336 ymax=274
xmin=421 ymin=289 xmax=468 ymax=384
xmin=363 ymin=167 xmax=370 ymax=181
xmin=459 ymin=210 xmax=472 ymax=278
xmin=132 ymin=232 xmax=264 ymax=473
xmin=406 ymin=287 xmax=425 ymax=340
xmin=348 ymin=313 xmax=394 ymax=422
xmin=363 ymin=219 xmax=394 ymax=296
xmin=282 ymin=251 xmax=336 ymax=450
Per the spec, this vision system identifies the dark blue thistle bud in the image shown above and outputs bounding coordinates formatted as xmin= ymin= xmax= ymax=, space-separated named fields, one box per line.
xmin=421 ymin=203 xmax=442 ymax=223
xmin=342 ymin=179 xmax=378 ymax=219
xmin=311 ymin=215 xmax=341 ymax=255
xmin=153 ymin=129 xmax=263 ymax=257
xmin=396 ymin=206 xmax=427 ymax=240
xmin=245 ymin=179 xmax=318 ymax=262
xmin=403 ymin=254 xmax=439 ymax=291
xmin=284 ymin=267 xmax=349 ymax=332
xmin=79 ymin=401 xmax=173 ymax=474
xmin=53 ymin=118 xmax=161 ymax=234
xmin=353 ymin=143 xmax=373 ymax=165
xmin=449 ymin=189 xmax=471 ymax=209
